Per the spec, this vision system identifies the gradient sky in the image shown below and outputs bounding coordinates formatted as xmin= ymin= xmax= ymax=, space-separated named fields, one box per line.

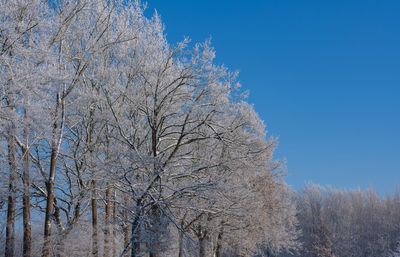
xmin=145 ymin=0 xmax=400 ymax=194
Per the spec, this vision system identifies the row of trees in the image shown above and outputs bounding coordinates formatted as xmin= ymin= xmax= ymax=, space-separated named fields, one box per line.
xmin=2 ymin=1 xmax=399 ymax=257
xmin=0 ymin=1 xmax=299 ymax=257
xmin=278 ymin=185 xmax=400 ymax=257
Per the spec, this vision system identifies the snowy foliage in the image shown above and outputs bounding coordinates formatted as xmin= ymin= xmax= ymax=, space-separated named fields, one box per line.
xmin=0 ymin=1 xmax=300 ymax=257
xmin=285 ymin=185 xmax=400 ymax=257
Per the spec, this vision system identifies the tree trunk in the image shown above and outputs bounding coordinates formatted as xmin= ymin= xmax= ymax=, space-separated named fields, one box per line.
xmin=43 ymin=93 xmax=62 ymax=257
xmin=104 ymin=185 xmax=111 ymax=257
xmin=199 ymin=237 xmax=206 ymax=257
xmin=88 ymin=102 xmax=99 ymax=257
xmin=265 ymin=248 xmax=273 ymax=257
xmin=130 ymin=213 xmax=141 ymax=257
xmin=42 ymin=138 xmax=57 ymax=257
xmin=178 ymin=213 xmax=188 ymax=257
xmin=55 ymin=237 xmax=65 ymax=257
xmin=124 ymin=196 xmax=130 ymax=257
xmin=149 ymin=126 xmax=162 ymax=257
xmin=5 ymin=127 xmax=17 ymax=257
xmin=198 ymin=227 xmax=208 ymax=257
xmin=129 ymin=200 xmax=143 ymax=257
xmin=54 ymin=200 xmax=64 ymax=257
xmin=148 ymin=205 xmax=161 ymax=257
xmin=92 ymin=178 xmax=99 ymax=257
xmin=178 ymin=230 xmax=183 ymax=257
xmin=215 ymin=228 xmax=223 ymax=257
xmin=112 ymin=191 xmax=117 ymax=257
xmin=22 ymin=121 xmax=32 ymax=257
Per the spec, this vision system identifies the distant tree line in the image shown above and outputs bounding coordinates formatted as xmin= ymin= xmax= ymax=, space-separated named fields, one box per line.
xmin=278 ymin=184 xmax=400 ymax=257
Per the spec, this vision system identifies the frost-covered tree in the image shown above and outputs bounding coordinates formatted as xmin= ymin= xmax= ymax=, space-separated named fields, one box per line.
xmin=289 ymin=185 xmax=400 ymax=257
xmin=0 ymin=1 xmax=56 ymax=255
xmin=0 ymin=1 xmax=301 ymax=257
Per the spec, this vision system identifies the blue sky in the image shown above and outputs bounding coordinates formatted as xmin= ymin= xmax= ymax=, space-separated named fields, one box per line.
xmin=146 ymin=0 xmax=400 ymax=193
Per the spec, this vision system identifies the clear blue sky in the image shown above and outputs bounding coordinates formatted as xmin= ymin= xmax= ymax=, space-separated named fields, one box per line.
xmin=145 ymin=0 xmax=400 ymax=193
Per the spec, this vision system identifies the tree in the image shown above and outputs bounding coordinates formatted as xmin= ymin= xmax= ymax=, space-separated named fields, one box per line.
xmin=308 ymin=219 xmax=334 ymax=257
xmin=0 ymin=1 xmax=52 ymax=256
